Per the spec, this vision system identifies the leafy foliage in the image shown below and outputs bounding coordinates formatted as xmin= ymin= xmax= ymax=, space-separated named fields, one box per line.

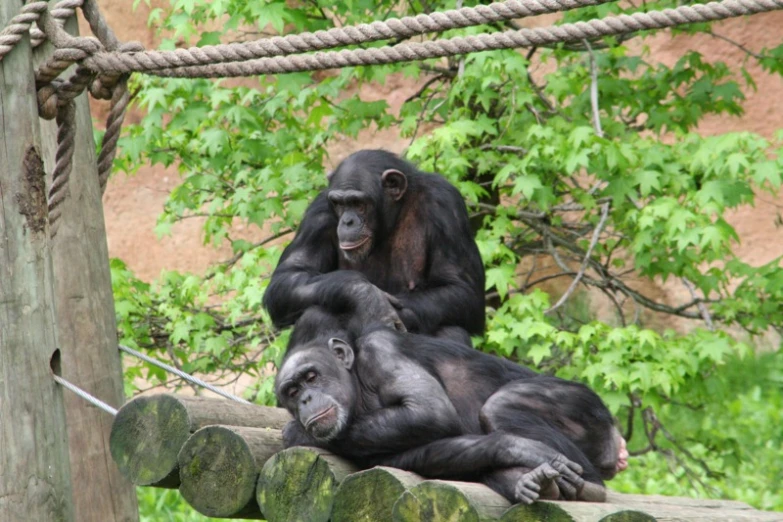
xmin=117 ymin=0 xmax=783 ymax=512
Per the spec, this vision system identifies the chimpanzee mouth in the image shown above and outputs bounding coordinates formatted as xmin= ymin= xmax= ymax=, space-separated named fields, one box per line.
xmin=306 ymin=406 xmax=336 ymax=428
xmin=339 ymin=237 xmax=370 ymax=251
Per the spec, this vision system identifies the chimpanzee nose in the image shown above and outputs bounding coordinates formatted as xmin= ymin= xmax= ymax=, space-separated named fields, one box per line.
xmin=301 ymin=392 xmax=312 ymax=405
xmin=344 ymin=216 xmax=355 ymax=227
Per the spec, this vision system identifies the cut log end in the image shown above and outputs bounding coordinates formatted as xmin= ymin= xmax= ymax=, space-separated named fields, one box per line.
xmin=393 ymin=482 xmax=482 ymax=522
xmin=178 ymin=426 xmax=257 ymax=517
xmin=257 ymin=447 xmax=357 ymax=522
xmin=332 ymin=466 xmax=422 ymax=522
xmin=110 ymin=394 xmax=190 ymax=486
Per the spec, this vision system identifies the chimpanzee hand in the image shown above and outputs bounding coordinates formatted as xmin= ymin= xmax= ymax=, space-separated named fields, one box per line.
xmin=505 ymin=438 xmax=584 ymax=500
xmin=513 ymin=463 xmax=561 ymax=504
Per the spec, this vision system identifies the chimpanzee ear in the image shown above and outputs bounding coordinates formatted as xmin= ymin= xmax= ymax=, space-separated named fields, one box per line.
xmin=328 ymin=338 xmax=355 ymax=370
xmin=381 ymin=169 xmax=407 ymax=201
xmin=326 ymin=170 xmax=335 ymax=182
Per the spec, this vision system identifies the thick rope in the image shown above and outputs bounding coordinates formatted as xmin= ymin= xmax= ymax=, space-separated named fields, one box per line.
xmin=81 ymin=0 xmax=613 ymax=74
xmin=98 ymin=75 xmax=131 ymax=194
xmin=0 ymin=1 xmax=47 ymax=60
xmin=84 ymin=0 xmax=783 ymax=78
xmin=118 ymin=345 xmax=251 ymax=404
xmin=48 ymin=100 xmax=77 ymax=238
xmin=30 ymin=0 xmax=83 ymax=48
xmin=53 ymin=374 xmax=118 ymax=416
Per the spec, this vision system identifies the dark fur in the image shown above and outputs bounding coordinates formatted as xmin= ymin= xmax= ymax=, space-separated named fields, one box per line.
xmin=263 ymin=150 xmax=485 ymax=339
xmin=276 ymin=308 xmax=621 ymax=503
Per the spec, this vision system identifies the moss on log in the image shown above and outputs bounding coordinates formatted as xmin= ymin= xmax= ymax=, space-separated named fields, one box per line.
xmin=256 ymin=446 xmax=358 ymax=522
xmin=393 ymin=480 xmax=511 ymax=522
xmin=177 ymin=425 xmax=283 ymax=518
xmin=109 ymin=393 xmax=290 ymax=487
xmin=332 ymin=466 xmax=423 ymax=522
xmin=500 ymin=502 xmax=655 ymax=522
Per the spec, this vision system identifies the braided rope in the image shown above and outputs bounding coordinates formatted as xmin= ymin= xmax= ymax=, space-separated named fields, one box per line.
xmin=98 ymin=75 xmax=131 ymax=194
xmin=30 ymin=0 xmax=83 ymax=48
xmin=48 ymin=101 xmax=76 ymax=238
xmin=84 ymin=0 xmax=783 ymax=78
xmin=82 ymin=0 xmax=613 ymax=74
xmin=0 ymin=1 xmax=47 ymax=60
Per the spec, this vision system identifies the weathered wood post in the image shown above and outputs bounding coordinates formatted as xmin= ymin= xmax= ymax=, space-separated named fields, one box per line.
xmin=33 ymin=6 xmax=140 ymax=520
xmin=0 ymin=1 xmax=74 ymax=520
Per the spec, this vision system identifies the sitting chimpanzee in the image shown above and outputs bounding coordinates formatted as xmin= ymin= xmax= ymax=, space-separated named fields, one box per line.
xmin=263 ymin=149 xmax=485 ymax=344
xmin=275 ymin=304 xmax=628 ymax=504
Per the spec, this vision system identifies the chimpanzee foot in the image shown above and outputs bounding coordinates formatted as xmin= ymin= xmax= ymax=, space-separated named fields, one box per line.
xmin=547 ymin=454 xmax=584 ymax=500
xmin=616 ymin=433 xmax=629 ymax=473
xmin=513 ymin=463 xmax=561 ymax=505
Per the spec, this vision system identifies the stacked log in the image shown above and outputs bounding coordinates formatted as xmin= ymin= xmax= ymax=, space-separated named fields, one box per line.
xmin=109 ymin=393 xmax=290 ymax=488
xmin=109 ymin=393 xmax=783 ymax=522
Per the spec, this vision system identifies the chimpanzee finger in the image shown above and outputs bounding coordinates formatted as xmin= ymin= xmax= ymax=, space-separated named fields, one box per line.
xmin=555 ymin=477 xmax=578 ymax=500
xmin=514 ymin=478 xmax=540 ymax=505
xmin=550 ymin=455 xmax=582 ymax=484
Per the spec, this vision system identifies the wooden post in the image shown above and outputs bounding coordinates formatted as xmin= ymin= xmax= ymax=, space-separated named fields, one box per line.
xmin=30 ymin=9 xmax=140 ymax=522
xmin=0 ymin=1 xmax=74 ymax=520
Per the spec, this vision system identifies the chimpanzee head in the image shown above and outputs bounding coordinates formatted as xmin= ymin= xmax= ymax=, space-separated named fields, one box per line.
xmin=275 ymin=339 xmax=357 ymax=442
xmin=327 ymin=150 xmax=409 ymax=262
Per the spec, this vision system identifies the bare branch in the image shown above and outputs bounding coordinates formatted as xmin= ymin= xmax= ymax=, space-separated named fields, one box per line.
xmin=546 ymin=203 xmax=610 ymax=315
xmin=583 ymin=39 xmax=604 ymax=138
xmin=681 ymin=277 xmax=715 ymax=331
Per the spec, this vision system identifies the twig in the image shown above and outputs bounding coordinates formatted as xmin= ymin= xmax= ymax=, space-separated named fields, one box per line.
xmin=583 ymin=39 xmax=604 ymax=138
xmin=681 ymin=277 xmax=715 ymax=331
xmin=707 ymin=30 xmax=763 ymax=60
xmin=546 ymin=203 xmax=610 ymax=314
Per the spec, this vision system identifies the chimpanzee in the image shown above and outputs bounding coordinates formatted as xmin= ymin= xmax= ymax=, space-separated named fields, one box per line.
xmin=275 ymin=306 xmax=628 ymax=504
xmin=262 ymin=149 xmax=485 ymax=343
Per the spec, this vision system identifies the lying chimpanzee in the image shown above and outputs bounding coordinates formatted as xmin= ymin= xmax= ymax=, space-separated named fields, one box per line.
xmin=275 ymin=304 xmax=628 ymax=504
xmin=263 ymin=149 xmax=485 ymax=344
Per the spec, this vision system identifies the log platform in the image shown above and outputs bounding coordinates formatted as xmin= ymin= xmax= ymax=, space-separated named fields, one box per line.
xmin=109 ymin=394 xmax=783 ymax=521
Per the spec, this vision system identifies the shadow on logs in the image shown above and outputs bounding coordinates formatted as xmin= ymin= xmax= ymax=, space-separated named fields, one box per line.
xmin=109 ymin=393 xmax=290 ymax=487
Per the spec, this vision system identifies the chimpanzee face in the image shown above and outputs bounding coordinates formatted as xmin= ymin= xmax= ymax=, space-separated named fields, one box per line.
xmin=327 ymin=153 xmax=408 ymax=263
xmin=275 ymin=340 xmax=356 ymax=441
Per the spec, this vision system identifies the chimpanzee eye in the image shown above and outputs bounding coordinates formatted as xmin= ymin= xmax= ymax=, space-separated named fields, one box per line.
xmin=305 ymin=371 xmax=318 ymax=383
xmin=287 ymin=386 xmax=299 ymax=399
xmin=356 ymin=202 xmax=367 ymax=214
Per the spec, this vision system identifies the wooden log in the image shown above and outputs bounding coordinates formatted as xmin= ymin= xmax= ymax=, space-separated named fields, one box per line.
xmin=332 ymin=466 xmax=423 ymax=522
xmin=33 ymin=11 xmax=140 ymax=522
xmin=257 ymin=446 xmax=359 ymax=522
xmin=177 ymin=425 xmax=284 ymax=518
xmin=109 ymin=393 xmax=290 ymax=487
xmin=393 ymin=479 xmax=511 ymax=522
xmin=0 ymin=2 xmax=74 ymax=520
xmin=500 ymin=491 xmax=783 ymax=521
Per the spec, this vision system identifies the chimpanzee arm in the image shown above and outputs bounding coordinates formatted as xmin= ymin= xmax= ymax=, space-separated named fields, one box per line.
xmin=337 ymin=329 xmax=462 ymax=457
xmin=263 ymin=193 xmax=340 ymax=327
xmin=376 ymin=431 xmax=584 ymax=488
xmin=395 ymin=182 xmax=486 ymax=336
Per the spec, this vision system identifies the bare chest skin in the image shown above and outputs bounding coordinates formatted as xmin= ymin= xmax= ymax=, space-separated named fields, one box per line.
xmin=338 ymin=203 xmax=427 ymax=295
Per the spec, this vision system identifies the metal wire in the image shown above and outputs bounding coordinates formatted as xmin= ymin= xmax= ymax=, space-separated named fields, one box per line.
xmin=53 ymin=374 xmax=118 ymax=416
xmin=118 ymin=344 xmax=251 ymax=404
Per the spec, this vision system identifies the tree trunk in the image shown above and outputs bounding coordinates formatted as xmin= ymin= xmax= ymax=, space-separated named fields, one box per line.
xmin=0 ymin=2 xmax=74 ymax=519
xmin=257 ymin=446 xmax=359 ymax=522
xmin=31 ymin=10 xmax=140 ymax=522
xmin=177 ymin=425 xmax=284 ymax=518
